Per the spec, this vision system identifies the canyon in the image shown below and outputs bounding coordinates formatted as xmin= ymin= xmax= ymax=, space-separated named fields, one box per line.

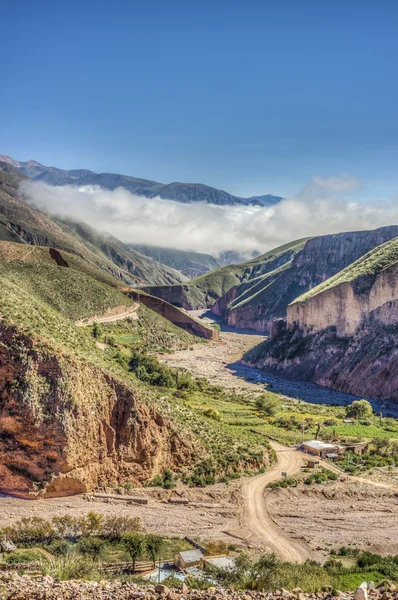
xmin=245 ymin=237 xmax=398 ymax=401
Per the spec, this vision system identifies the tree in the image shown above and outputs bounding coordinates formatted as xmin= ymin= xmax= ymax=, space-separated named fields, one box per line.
xmin=92 ymin=322 xmax=102 ymax=340
xmin=78 ymin=536 xmax=105 ymax=560
xmin=122 ymin=532 xmax=144 ymax=572
xmin=145 ymin=534 xmax=164 ymax=569
xmin=82 ymin=511 xmax=104 ymax=536
xmin=255 ymin=393 xmax=280 ymax=416
xmin=345 ymin=400 xmax=373 ymax=420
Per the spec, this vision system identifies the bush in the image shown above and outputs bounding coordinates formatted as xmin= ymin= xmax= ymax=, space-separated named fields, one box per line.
xmin=345 ymin=400 xmax=373 ymax=420
xmin=202 ymin=408 xmax=221 ymax=421
xmin=43 ymin=555 xmax=100 ymax=581
xmin=47 ymin=539 xmax=74 ymax=556
xmin=102 ymin=516 xmax=141 ymax=541
xmin=78 ymin=537 xmax=106 ymax=560
xmin=256 ymin=393 xmax=280 ymax=416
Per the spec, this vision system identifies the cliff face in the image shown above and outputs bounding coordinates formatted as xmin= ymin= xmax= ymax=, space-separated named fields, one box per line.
xmin=0 ymin=326 xmax=196 ymax=498
xmin=222 ymin=227 xmax=398 ymax=333
xmin=128 ymin=291 xmax=218 ymax=340
xmin=244 ymin=243 xmax=398 ymax=400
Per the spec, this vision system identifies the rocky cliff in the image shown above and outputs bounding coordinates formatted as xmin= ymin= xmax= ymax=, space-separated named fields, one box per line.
xmin=222 ymin=226 xmax=398 ymax=333
xmin=0 ymin=325 xmax=197 ymax=498
xmin=144 ymin=238 xmax=308 ymax=311
xmin=127 ymin=291 xmax=218 ymax=340
xmin=244 ymin=237 xmax=398 ymax=401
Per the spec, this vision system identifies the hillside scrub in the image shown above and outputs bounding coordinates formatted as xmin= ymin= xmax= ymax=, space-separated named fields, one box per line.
xmin=215 ymin=551 xmax=398 ymax=591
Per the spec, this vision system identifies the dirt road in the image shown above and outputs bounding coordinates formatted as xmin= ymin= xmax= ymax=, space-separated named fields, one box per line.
xmin=239 ymin=442 xmax=311 ymax=562
xmin=76 ymin=303 xmax=139 ymax=326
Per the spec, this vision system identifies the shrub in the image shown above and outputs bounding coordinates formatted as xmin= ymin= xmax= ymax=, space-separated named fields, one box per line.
xmin=202 ymin=407 xmax=221 ymax=421
xmin=102 ymin=516 xmax=141 ymax=541
xmin=48 ymin=539 xmax=74 ymax=556
xmin=345 ymin=400 xmax=373 ymax=420
xmin=256 ymin=393 xmax=280 ymax=416
xmin=78 ymin=537 xmax=106 ymax=560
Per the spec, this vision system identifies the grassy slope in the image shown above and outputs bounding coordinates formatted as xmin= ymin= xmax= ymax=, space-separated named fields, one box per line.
xmin=128 ymin=244 xmax=220 ymax=275
xmin=0 ymin=167 xmax=186 ymax=286
xmin=146 ymin=238 xmax=310 ymax=307
xmin=293 ymin=236 xmax=398 ymax=305
xmin=0 ymin=246 xmax=268 ymax=480
xmin=98 ymin=303 xmax=198 ymax=351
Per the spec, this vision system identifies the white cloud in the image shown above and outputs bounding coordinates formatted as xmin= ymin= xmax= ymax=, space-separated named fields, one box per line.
xmin=19 ymin=177 xmax=398 ymax=256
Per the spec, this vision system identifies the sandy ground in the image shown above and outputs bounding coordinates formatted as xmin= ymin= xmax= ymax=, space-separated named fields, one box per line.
xmin=160 ymin=328 xmax=266 ymax=393
xmin=266 ymin=483 xmax=398 ymax=556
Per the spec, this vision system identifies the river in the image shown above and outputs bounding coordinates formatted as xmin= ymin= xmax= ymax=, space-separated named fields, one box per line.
xmin=183 ymin=310 xmax=398 ymax=418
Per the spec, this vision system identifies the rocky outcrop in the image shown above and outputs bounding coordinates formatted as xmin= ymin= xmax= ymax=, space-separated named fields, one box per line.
xmin=0 ymin=325 xmax=197 ymax=498
xmin=128 ymin=291 xmax=218 ymax=340
xmin=244 ymin=239 xmax=398 ymax=400
xmin=288 ymin=262 xmax=398 ymax=337
xmin=1 ymin=573 xmax=396 ymax=600
xmin=222 ymin=226 xmax=398 ymax=333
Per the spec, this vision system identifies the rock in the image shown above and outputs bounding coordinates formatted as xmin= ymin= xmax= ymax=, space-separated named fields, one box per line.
xmin=155 ymin=585 xmax=170 ymax=595
xmin=355 ymin=583 xmax=368 ymax=600
xmin=182 ymin=584 xmax=189 ymax=595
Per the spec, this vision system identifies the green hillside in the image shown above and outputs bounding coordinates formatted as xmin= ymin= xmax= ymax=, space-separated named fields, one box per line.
xmin=0 ymin=241 xmax=268 ymax=493
xmin=0 ymin=164 xmax=186 ymax=286
xmin=293 ymin=236 xmax=398 ymax=305
xmin=144 ymin=238 xmax=309 ymax=308
xmin=128 ymin=243 xmax=220 ymax=277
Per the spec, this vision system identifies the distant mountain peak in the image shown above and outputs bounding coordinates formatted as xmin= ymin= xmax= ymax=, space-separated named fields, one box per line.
xmin=2 ymin=153 xmax=283 ymax=207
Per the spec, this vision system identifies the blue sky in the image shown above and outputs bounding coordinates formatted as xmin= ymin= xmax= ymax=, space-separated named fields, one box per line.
xmin=1 ymin=0 xmax=398 ymax=198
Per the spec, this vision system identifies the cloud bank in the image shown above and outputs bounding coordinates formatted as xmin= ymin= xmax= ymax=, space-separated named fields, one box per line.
xmin=19 ymin=177 xmax=398 ymax=256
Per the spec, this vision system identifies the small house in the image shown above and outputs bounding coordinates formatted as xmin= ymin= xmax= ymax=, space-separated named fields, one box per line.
xmin=302 ymin=440 xmax=343 ymax=458
xmin=174 ymin=549 xmax=204 ymax=569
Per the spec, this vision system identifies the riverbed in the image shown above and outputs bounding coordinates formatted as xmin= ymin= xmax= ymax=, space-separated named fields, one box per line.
xmin=165 ymin=310 xmax=398 ymax=418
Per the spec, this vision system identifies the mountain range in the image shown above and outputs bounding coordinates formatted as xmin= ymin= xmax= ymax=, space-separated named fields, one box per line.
xmin=0 ymin=154 xmax=283 ymax=207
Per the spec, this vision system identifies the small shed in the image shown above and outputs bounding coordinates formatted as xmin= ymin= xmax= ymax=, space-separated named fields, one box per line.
xmin=302 ymin=440 xmax=343 ymax=458
xmin=174 ymin=549 xmax=204 ymax=569
xmin=201 ymin=555 xmax=235 ymax=572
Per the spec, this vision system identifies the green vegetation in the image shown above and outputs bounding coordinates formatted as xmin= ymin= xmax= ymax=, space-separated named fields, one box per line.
xmin=345 ymin=399 xmax=373 ymax=419
xmin=267 ymin=467 xmax=338 ymax=489
xmin=294 ymin=236 xmax=398 ymax=305
xmin=98 ymin=304 xmax=197 ymax=351
xmin=0 ymin=246 xmax=270 ymax=487
xmin=0 ymin=260 xmax=132 ymax=321
xmin=146 ymin=237 xmax=310 ymax=309
xmin=256 ymin=393 xmax=280 ymax=416
xmin=215 ymin=550 xmax=398 ymax=592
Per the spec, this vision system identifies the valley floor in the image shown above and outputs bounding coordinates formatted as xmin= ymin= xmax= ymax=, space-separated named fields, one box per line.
xmin=2 ymin=315 xmax=398 ymax=561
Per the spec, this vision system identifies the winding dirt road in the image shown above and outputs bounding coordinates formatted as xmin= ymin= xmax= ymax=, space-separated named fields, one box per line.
xmin=240 ymin=441 xmax=311 ymax=563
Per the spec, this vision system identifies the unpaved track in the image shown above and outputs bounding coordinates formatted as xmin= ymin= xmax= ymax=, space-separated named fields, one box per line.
xmin=240 ymin=441 xmax=311 ymax=562
xmin=239 ymin=440 xmax=398 ymax=562
xmin=76 ymin=303 xmax=139 ymax=326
